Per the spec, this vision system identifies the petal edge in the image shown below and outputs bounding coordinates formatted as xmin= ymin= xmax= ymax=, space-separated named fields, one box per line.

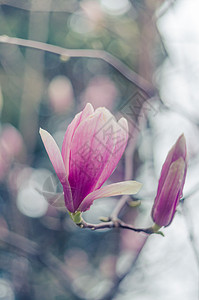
xmin=39 ymin=128 xmax=74 ymax=211
xmin=78 ymin=180 xmax=142 ymax=212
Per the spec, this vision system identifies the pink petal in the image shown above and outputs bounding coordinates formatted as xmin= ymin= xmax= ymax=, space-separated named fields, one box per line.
xmin=78 ymin=180 xmax=142 ymax=212
xmin=39 ymin=128 xmax=73 ymax=211
xmin=93 ymin=117 xmax=129 ymax=190
xmin=152 ymin=157 xmax=185 ymax=227
xmin=61 ymin=103 xmax=94 ymax=174
xmin=156 ymin=134 xmax=186 ymax=200
xmin=68 ymin=108 xmax=125 ymax=211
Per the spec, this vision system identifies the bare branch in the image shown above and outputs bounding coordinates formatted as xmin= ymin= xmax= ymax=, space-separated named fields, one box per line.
xmin=77 ymin=215 xmax=156 ymax=235
xmin=0 ymin=35 xmax=155 ymax=98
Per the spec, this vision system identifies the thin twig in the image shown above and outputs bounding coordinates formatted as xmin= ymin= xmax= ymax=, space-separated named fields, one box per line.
xmin=78 ymin=215 xmax=157 ymax=235
xmin=0 ymin=35 xmax=155 ymax=98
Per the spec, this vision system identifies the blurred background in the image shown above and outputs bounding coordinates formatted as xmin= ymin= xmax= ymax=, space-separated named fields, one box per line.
xmin=0 ymin=0 xmax=199 ymax=299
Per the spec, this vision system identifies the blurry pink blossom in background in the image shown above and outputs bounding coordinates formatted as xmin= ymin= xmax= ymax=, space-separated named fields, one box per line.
xmin=120 ymin=210 xmax=147 ymax=254
xmin=40 ymin=103 xmax=142 ymax=213
xmin=81 ymin=0 xmax=104 ymax=24
xmin=152 ymin=134 xmax=187 ymax=227
xmin=8 ymin=165 xmax=32 ymax=193
xmin=0 ymin=124 xmax=24 ymax=180
xmin=80 ymin=76 xmax=118 ymax=110
xmin=100 ymin=255 xmax=117 ymax=278
xmin=48 ymin=76 xmax=74 ymax=114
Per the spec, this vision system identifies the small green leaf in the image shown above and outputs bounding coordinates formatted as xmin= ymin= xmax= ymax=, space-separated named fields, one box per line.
xmin=128 ymin=199 xmax=141 ymax=207
xmin=99 ymin=216 xmax=110 ymax=222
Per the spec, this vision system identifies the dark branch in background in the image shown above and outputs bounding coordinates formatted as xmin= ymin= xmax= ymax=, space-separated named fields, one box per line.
xmin=111 ymin=195 xmax=130 ymax=220
xmin=0 ymin=222 xmax=148 ymax=300
xmin=0 ymin=35 xmax=156 ymax=98
xmin=181 ymin=200 xmax=199 ymax=300
xmin=155 ymin=0 xmax=176 ymax=19
xmin=103 ymin=237 xmax=147 ymax=300
xmin=0 ymin=228 xmax=82 ymax=298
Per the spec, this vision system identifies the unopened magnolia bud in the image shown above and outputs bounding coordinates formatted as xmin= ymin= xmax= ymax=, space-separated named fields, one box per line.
xmin=151 ymin=134 xmax=187 ymax=227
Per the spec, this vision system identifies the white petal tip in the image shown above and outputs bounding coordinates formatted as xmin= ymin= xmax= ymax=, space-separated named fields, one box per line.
xmin=118 ymin=117 xmax=129 ymax=132
xmin=86 ymin=102 xmax=93 ymax=108
xmin=85 ymin=102 xmax=94 ymax=111
xmin=39 ymin=128 xmax=50 ymax=140
xmin=39 ymin=128 xmax=45 ymax=135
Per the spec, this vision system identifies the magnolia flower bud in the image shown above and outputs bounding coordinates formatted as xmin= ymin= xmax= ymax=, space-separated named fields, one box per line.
xmin=152 ymin=134 xmax=187 ymax=227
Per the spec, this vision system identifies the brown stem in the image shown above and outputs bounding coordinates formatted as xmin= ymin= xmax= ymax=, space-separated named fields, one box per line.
xmin=77 ymin=215 xmax=152 ymax=235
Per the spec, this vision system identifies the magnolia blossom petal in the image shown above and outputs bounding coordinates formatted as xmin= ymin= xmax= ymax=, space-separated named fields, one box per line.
xmin=39 ymin=128 xmax=74 ymax=211
xmin=61 ymin=103 xmax=94 ymax=173
xmin=152 ymin=157 xmax=185 ymax=227
xmin=93 ymin=117 xmax=129 ymax=190
xmin=40 ymin=129 xmax=67 ymax=183
xmin=78 ymin=180 xmax=142 ymax=212
xmin=68 ymin=108 xmax=123 ymax=211
xmin=156 ymin=134 xmax=187 ymax=200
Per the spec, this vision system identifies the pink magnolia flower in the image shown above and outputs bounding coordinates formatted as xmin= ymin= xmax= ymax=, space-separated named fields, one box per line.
xmin=40 ymin=103 xmax=141 ymax=214
xmin=152 ymin=134 xmax=187 ymax=227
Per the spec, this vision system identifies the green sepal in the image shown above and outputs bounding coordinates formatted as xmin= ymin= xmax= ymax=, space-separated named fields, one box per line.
xmin=155 ymin=230 xmax=165 ymax=237
xmin=144 ymin=223 xmax=164 ymax=236
xmin=152 ymin=223 xmax=162 ymax=232
xmin=151 ymin=223 xmax=164 ymax=236
xmin=68 ymin=211 xmax=82 ymax=224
